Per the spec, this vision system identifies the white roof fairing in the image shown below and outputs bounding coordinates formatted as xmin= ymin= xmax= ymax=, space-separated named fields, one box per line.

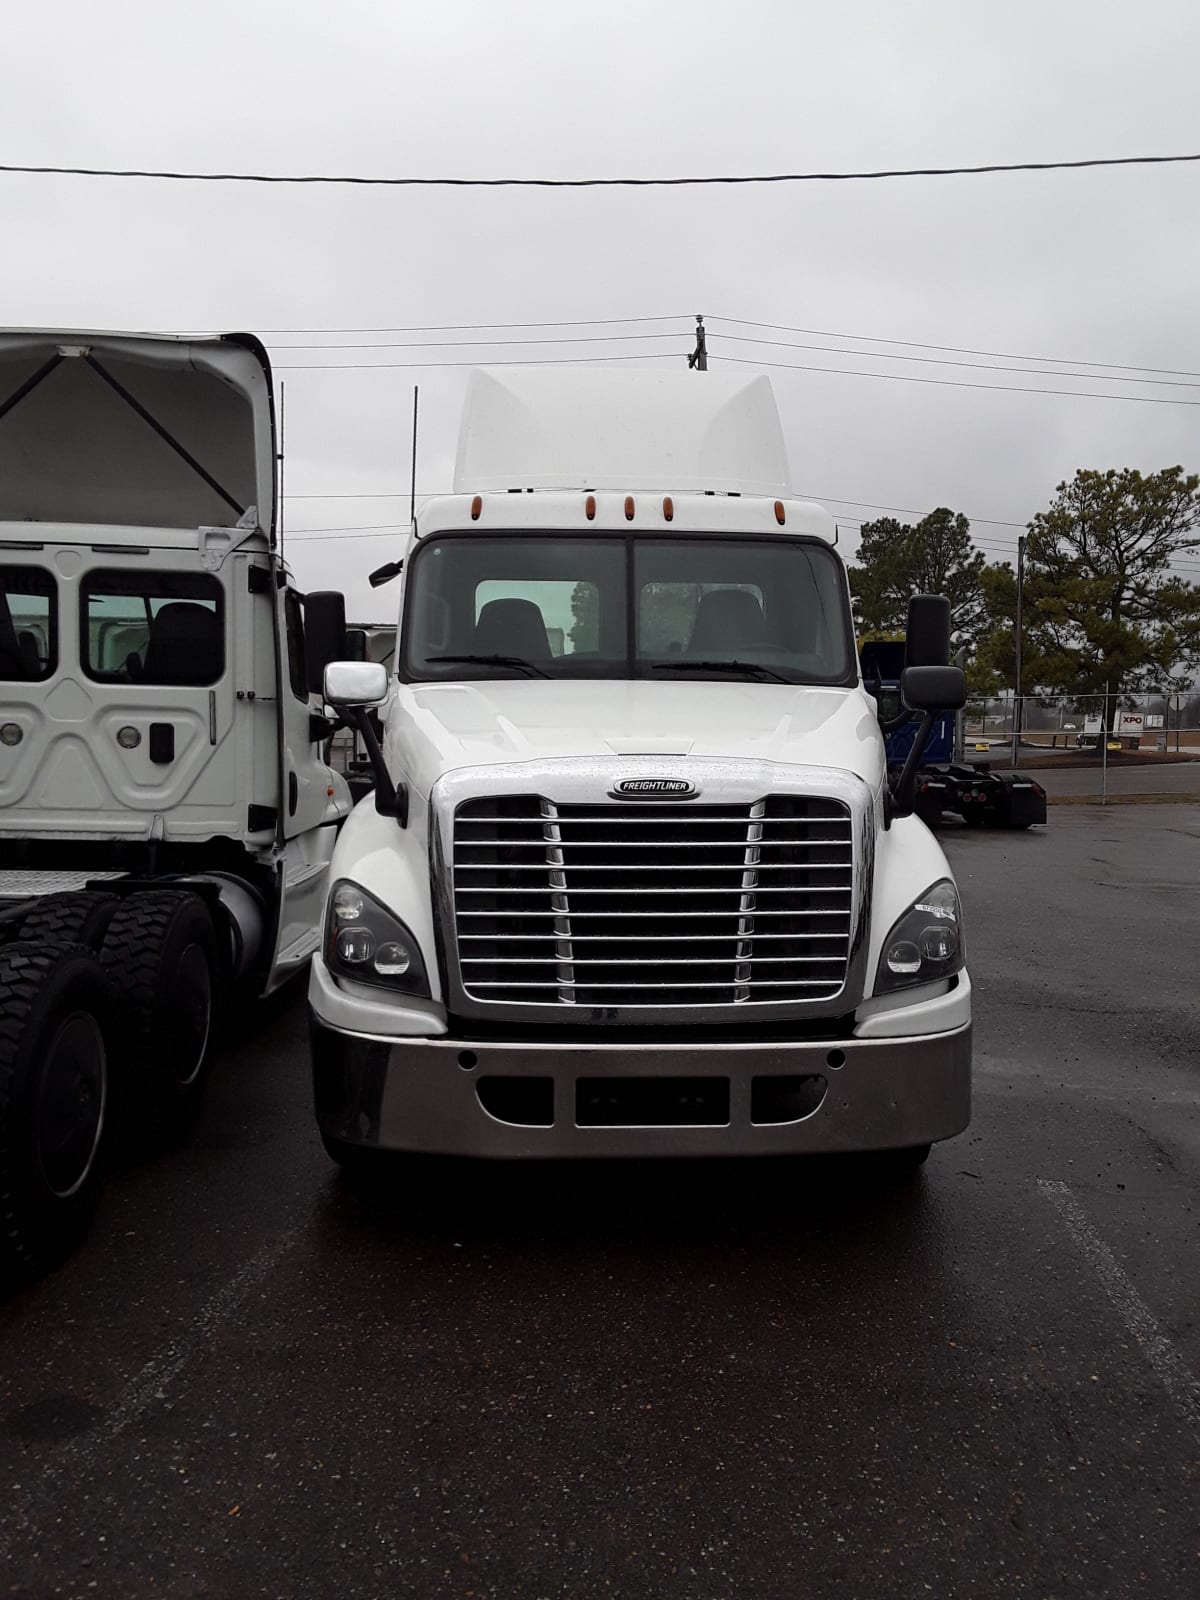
xmin=453 ymin=367 xmax=793 ymax=497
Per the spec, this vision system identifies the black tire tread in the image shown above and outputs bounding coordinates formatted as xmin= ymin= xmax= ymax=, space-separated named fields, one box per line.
xmin=100 ymin=891 xmax=218 ymax=1140
xmin=0 ymin=941 xmax=109 ymax=1275
xmin=18 ymin=891 xmax=118 ymax=952
xmin=100 ymin=891 xmax=206 ymax=1044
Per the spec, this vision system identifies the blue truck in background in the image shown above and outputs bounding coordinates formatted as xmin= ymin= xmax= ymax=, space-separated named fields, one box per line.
xmin=860 ymin=640 xmax=1047 ymax=830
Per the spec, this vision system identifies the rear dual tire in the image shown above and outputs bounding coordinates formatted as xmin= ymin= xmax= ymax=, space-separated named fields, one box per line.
xmin=0 ymin=942 xmax=112 ymax=1279
xmin=100 ymin=892 xmax=220 ymax=1140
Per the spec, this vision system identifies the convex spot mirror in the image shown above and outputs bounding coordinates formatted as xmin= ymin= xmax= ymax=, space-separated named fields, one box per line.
xmin=324 ymin=660 xmax=388 ymax=707
xmin=901 ymin=664 xmax=967 ymax=713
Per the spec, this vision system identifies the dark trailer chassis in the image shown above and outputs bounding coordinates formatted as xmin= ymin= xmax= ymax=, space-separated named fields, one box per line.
xmin=860 ymin=639 xmax=1047 ymax=831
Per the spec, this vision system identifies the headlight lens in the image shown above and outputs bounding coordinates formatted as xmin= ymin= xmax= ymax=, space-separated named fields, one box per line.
xmin=874 ymin=878 xmax=964 ymax=995
xmin=325 ymin=880 xmax=429 ymax=995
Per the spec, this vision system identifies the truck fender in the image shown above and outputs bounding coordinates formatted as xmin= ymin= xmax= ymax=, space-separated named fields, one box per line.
xmin=325 ymin=790 xmax=442 ymax=1002
xmin=865 ymin=815 xmax=957 ymax=996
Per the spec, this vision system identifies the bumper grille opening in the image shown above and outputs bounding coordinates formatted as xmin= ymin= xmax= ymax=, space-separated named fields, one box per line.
xmin=751 ymin=1074 xmax=828 ymax=1125
xmin=452 ymin=794 xmax=855 ymax=1011
xmin=576 ymin=1076 xmax=730 ymax=1127
xmin=475 ymin=1076 xmax=555 ymax=1127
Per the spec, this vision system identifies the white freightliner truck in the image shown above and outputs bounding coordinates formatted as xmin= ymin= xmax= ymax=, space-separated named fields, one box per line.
xmin=0 ymin=329 xmax=351 ymax=1274
xmin=310 ymin=368 xmax=971 ymax=1170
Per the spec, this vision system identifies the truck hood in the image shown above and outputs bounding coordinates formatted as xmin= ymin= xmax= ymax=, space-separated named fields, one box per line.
xmin=388 ymin=679 xmax=886 ymax=796
xmin=0 ymin=329 xmax=275 ymax=533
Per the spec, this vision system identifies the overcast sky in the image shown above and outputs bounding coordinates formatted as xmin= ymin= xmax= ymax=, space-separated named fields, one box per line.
xmin=4 ymin=0 xmax=1199 ymax=619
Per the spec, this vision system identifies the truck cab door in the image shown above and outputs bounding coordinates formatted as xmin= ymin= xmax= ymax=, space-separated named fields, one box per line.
xmin=3 ymin=558 xmax=239 ymax=844
xmin=263 ymin=583 xmax=349 ymax=990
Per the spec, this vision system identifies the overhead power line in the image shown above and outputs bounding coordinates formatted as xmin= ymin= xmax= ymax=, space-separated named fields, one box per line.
xmin=272 ymin=345 xmax=1200 ymax=402
xmin=3 ymin=152 xmax=1199 ymax=188
xmin=715 ymin=333 xmax=1200 ymax=391
xmin=275 ymin=351 xmax=683 ymax=371
xmin=259 ymin=315 xmax=687 ymax=334
xmin=266 ymin=327 xmax=1200 ymax=390
xmin=237 ymin=313 xmax=1197 ymax=384
xmin=271 ymin=331 xmax=686 ymax=350
xmin=807 ymin=494 xmax=1028 ymax=529
xmin=711 ymin=316 xmax=1200 ymax=382
xmin=714 ymin=352 xmax=1200 ymax=407
xmin=282 ymin=491 xmax=1200 ymax=571
xmin=824 ymin=503 xmax=1200 ymax=572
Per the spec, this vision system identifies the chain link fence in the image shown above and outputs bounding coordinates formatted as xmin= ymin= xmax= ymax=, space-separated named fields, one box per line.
xmin=966 ymin=690 xmax=1200 ymax=750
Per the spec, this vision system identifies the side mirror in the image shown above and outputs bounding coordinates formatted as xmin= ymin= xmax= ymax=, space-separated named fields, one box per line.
xmin=324 ymin=660 xmax=388 ymax=707
xmin=901 ymin=664 xmax=967 ymax=714
xmin=369 ymin=559 xmax=404 ymax=589
xmin=323 ymin=661 xmax=406 ymax=826
xmin=344 ymin=627 xmax=368 ymax=662
xmin=905 ymin=594 xmax=951 ymax=668
xmin=304 ymin=591 xmax=347 ymax=694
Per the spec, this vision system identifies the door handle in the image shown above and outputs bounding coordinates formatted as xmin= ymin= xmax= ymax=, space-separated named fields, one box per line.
xmin=149 ymin=723 xmax=175 ymax=764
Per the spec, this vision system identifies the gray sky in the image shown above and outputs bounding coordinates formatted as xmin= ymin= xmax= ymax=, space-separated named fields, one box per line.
xmin=4 ymin=0 xmax=1199 ymax=619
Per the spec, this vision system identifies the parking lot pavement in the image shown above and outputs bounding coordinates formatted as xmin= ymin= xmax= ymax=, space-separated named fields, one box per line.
xmin=2 ymin=808 xmax=1197 ymax=1599
xmin=1027 ymin=761 xmax=1200 ymax=800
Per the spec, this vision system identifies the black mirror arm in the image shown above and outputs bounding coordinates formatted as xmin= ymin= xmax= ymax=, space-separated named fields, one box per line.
xmin=890 ymin=710 xmax=937 ymax=818
xmin=348 ymin=706 xmax=408 ymax=826
xmin=880 ymin=706 xmax=917 ymax=736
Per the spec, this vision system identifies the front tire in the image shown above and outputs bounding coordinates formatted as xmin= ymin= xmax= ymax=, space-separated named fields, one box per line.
xmin=0 ymin=942 xmax=112 ymax=1279
xmin=320 ymin=1130 xmax=402 ymax=1188
xmin=876 ymin=1142 xmax=932 ymax=1178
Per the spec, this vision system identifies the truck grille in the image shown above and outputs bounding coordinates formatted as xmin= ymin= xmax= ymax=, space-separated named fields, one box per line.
xmin=451 ymin=795 xmax=854 ymax=1009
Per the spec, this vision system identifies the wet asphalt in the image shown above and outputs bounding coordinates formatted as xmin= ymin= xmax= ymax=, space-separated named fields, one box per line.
xmin=2 ymin=806 xmax=1197 ymax=1599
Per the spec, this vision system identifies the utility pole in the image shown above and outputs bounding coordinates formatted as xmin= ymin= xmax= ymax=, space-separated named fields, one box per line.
xmin=1011 ymin=532 xmax=1025 ymax=767
xmin=688 ymin=314 xmax=708 ymax=371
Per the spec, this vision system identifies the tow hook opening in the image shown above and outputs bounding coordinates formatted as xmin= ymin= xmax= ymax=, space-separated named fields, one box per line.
xmin=476 ymin=1076 xmax=554 ymax=1127
xmin=751 ymin=1074 xmax=828 ymax=1125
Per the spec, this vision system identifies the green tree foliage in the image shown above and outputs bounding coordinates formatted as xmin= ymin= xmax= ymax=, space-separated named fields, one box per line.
xmin=849 ymin=508 xmax=1007 ymax=691
xmin=969 ymin=561 xmax=1018 ymax=696
xmin=1025 ymin=467 xmax=1200 ymax=705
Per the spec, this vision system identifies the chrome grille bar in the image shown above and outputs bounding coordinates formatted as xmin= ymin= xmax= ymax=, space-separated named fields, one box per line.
xmin=450 ymin=793 xmax=855 ymax=1010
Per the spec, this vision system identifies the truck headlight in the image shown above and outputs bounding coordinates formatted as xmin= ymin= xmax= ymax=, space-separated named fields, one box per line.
xmin=326 ymin=880 xmax=430 ymax=996
xmin=874 ymin=878 xmax=964 ymax=995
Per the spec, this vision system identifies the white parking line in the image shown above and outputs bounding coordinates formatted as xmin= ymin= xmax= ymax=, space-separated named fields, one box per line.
xmin=3 ymin=1228 xmax=296 ymax=1559
xmin=1038 ymin=1179 xmax=1200 ymax=1432
xmin=97 ymin=1227 xmax=297 ymax=1442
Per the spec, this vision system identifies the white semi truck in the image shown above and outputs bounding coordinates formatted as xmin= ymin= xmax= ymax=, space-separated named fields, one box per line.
xmin=0 ymin=329 xmax=351 ymax=1274
xmin=310 ymin=368 xmax=971 ymax=1170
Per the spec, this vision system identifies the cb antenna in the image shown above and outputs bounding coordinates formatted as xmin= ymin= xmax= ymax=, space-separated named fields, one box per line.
xmin=277 ymin=379 xmax=286 ymax=558
xmin=409 ymin=385 xmax=420 ymax=535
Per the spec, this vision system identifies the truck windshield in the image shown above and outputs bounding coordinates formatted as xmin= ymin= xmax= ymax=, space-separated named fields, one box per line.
xmin=403 ymin=534 xmax=853 ymax=685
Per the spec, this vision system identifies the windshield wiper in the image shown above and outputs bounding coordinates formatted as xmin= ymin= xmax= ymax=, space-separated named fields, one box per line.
xmin=652 ymin=659 xmax=794 ymax=685
xmin=426 ymin=653 xmax=550 ymax=679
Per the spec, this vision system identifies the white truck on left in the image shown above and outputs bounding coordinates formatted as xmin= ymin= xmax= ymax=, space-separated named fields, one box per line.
xmin=0 ymin=329 xmax=352 ymax=1276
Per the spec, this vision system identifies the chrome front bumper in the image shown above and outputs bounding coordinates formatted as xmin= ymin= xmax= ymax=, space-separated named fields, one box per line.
xmin=310 ymin=1017 xmax=972 ymax=1159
